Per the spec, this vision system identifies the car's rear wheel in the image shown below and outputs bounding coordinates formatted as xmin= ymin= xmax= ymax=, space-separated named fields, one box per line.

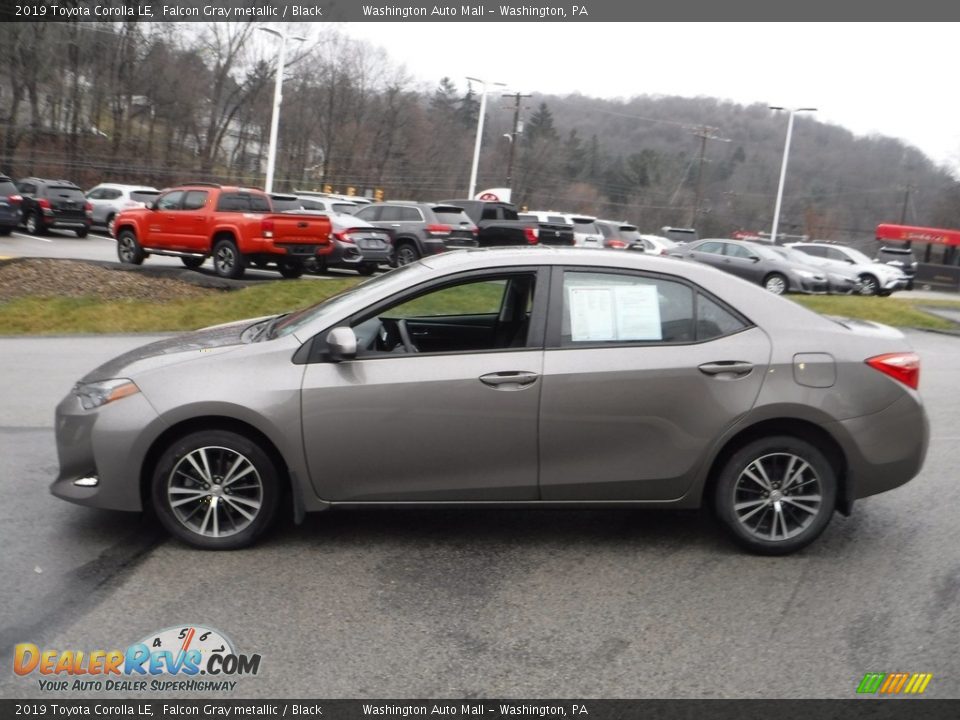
xmin=357 ymin=262 xmax=378 ymax=276
xmin=181 ymin=256 xmax=205 ymax=269
xmin=395 ymin=241 xmax=419 ymax=266
xmin=75 ymin=227 xmax=88 ymax=238
xmin=277 ymin=260 xmax=304 ymax=279
xmin=714 ymin=435 xmax=837 ymax=555
xmin=116 ymin=229 xmax=145 ymax=265
xmin=151 ymin=430 xmax=281 ymax=550
xmin=858 ymin=274 xmax=879 ymax=296
xmin=213 ymin=238 xmax=245 ymax=279
xmin=25 ymin=211 xmax=45 ymax=236
xmin=0 ymin=226 xmax=11 ymax=236
xmin=763 ymin=273 xmax=788 ymax=295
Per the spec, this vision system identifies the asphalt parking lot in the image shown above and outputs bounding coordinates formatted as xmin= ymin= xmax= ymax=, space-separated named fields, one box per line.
xmin=0 ymin=328 xmax=957 ymax=699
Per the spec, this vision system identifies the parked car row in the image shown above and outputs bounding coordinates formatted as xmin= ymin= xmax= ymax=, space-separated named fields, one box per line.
xmin=665 ymin=238 xmax=910 ymax=296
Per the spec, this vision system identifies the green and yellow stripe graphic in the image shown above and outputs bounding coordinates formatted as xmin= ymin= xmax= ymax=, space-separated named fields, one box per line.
xmin=857 ymin=672 xmax=932 ymax=695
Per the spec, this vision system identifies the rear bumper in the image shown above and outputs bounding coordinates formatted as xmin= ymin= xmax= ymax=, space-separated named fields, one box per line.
xmin=832 ymin=392 xmax=929 ymax=502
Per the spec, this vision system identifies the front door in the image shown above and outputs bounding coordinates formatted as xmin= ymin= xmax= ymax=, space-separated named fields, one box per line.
xmin=300 ymin=269 xmax=547 ymax=502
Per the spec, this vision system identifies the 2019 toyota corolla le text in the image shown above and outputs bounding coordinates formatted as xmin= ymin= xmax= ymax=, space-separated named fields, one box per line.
xmin=52 ymin=248 xmax=928 ymax=555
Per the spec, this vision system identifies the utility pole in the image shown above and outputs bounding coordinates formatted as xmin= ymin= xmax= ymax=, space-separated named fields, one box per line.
xmin=502 ymin=92 xmax=531 ymax=189
xmin=688 ymin=125 xmax=730 ymax=227
xmin=899 ymin=186 xmax=912 ymax=224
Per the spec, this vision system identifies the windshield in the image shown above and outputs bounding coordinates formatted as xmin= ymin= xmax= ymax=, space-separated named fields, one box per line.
xmin=271 ymin=263 xmax=425 ymax=339
xmin=844 ymin=247 xmax=874 ymax=264
xmin=771 ymin=246 xmax=816 ymax=264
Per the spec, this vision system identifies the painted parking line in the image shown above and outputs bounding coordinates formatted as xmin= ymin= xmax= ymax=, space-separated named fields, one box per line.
xmin=11 ymin=231 xmax=52 ymax=242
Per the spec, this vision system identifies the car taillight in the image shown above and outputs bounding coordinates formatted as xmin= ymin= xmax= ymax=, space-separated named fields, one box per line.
xmin=7 ymin=194 xmax=22 ymax=205
xmin=523 ymin=226 xmax=539 ymax=244
xmin=261 ymin=218 xmax=274 ymax=238
xmin=335 ymin=231 xmax=356 ymax=244
xmin=866 ymin=352 xmax=920 ymax=390
xmin=605 ymin=239 xmax=627 ymax=249
xmin=84 ymin=201 xmax=93 ymax=217
xmin=426 ymin=224 xmax=451 ymax=237
xmin=38 ymin=198 xmax=52 ymax=212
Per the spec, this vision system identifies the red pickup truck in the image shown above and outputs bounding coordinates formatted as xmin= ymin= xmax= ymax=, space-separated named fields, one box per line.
xmin=112 ymin=184 xmax=333 ymax=279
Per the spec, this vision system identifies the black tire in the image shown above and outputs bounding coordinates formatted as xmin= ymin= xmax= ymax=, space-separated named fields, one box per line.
xmin=357 ymin=262 xmax=378 ymax=276
xmin=0 ymin=226 xmax=11 ymax=236
xmin=181 ymin=256 xmax=205 ymax=269
xmin=25 ymin=211 xmax=46 ymax=236
xmin=106 ymin=214 xmax=116 ymax=237
xmin=75 ymin=227 xmax=89 ymax=238
xmin=763 ymin=272 xmax=788 ymax=295
xmin=151 ymin=429 xmax=281 ymax=550
xmin=212 ymin=237 xmax=246 ymax=279
xmin=714 ymin=435 xmax=837 ymax=555
xmin=277 ymin=260 xmax=304 ymax=279
xmin=858 ymin=274 xmax=879 ymax=296
xmin=116 ymin=229 xmax=145 ymax=265
xmin=395 ymin=241 xmax=420 ymax=266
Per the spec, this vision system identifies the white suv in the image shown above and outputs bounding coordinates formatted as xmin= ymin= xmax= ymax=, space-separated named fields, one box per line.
xmin=86 ymin=183 xmax=159 ymax=236
xmin=786 ymin=242 xmax=908 ymax=296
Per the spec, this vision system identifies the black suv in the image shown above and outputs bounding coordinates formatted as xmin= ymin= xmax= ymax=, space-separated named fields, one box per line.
xmin=16 ymin=177 xmax=92 ymax=237
xmin=0 ymin=174 xmax=22 ymax=235
xmin=875 ymin=245 xmax=918 ymax=290
xmin=353 ymin=202 xmax=478 ymax=265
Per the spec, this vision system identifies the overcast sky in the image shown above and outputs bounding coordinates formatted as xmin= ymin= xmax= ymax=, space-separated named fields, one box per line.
xmin=335 ymin=22 xmax=960 ymax=174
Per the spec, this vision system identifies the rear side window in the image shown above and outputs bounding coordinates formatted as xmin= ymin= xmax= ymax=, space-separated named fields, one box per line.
xmin=696 ymin=241 xmax=724 ymax=254
xmin=17 ymin=182 xmax=37 ymax=195
xmin=696 ymin=294 xmax=748 ymax=340
xmin=797 ymin=245 xmax=827 ymax=258
xmin=397 ymin=207 xmax=421 ymax=221
xmin=560 ymin=271 xmax=694 ymax=345
xmin=216 ymin=192 xmax=270 ymax=212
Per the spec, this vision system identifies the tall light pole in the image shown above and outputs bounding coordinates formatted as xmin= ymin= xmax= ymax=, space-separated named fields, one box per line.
xmin=769 ymin=106 xmax=816 ymax=244
xmin=260 ymin=27 xmax=305 ymax=194
xmin=466 ymin=76 xmax=505 ymax=199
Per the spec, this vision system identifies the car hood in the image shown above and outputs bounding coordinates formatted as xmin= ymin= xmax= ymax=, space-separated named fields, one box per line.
xmin=79 ymin=318 xmax=264 ymax=383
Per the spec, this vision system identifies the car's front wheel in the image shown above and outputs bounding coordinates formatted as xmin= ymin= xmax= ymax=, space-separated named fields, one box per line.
xmin=858 ymin=274 xmax=879 ymax=296
xmin=151 ymin=430 xmax=281 ymax=550
xmin=116 ymin=229 xmax=145 ymax=265
xmin=763 ymin=273 xmax=788 ymax=295
xmin=714 ymin=435 xmax=837 ymax=555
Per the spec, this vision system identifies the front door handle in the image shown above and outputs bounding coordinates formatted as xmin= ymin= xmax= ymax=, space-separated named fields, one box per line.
xmin=698 ymin=361 xmax=754 ymax=378
xmin=479 ymin=371 xmax=539 ymax=388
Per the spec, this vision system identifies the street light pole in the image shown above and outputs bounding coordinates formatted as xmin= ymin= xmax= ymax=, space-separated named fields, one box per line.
xmin=466 ymin=76 xmax=505 ymax=199
xmin=260 ymin=27 xmax=305 ymax=194
xmin=769 ymin=106 xmax=816 ymax=245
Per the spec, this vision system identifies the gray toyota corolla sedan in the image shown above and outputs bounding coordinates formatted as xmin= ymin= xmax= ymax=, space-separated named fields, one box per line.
xmin=52 ymin=248 xmax=928 ymax=554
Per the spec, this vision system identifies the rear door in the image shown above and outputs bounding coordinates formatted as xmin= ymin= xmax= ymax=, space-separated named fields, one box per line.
xmin=178 ymin=190 xmax=210 ymax=250
xmin=538 ymin=267 xmax=770 ymax=500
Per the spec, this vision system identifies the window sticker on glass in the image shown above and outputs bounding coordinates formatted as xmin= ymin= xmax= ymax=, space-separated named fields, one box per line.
xmin=568 ymin=285 xmax=662 ymax=342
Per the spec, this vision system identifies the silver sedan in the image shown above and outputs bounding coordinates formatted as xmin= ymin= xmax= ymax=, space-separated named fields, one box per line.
xmin=52 ymin=248 xmax=928 ymax=554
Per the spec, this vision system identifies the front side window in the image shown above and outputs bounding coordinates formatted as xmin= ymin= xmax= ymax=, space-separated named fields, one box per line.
xmin=351 ymin=273 xmax=538 ymax=355
xmin=695 ymin=241 xmax=724 ymax=255
xmin=157 ymin=191 xmax=184 ymax=210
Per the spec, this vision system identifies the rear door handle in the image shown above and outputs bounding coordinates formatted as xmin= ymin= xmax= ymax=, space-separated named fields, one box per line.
xmin=698 ymin=361 xmax=754 ymax=377
xmin=479 ymin=371 xmax=539 ymax=388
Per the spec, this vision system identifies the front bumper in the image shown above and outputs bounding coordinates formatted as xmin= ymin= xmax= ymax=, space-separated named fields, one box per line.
xmin=51 ymin=388 xmax=163 ymax=512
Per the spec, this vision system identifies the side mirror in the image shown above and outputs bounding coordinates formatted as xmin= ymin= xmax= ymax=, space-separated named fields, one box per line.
xmin=326 ymin=326 xmax=357 ymax=362
xmin=149 ymin=200 xmax=159 ymax=210
xmin=749 ymin=256 xmax=761 ymax=263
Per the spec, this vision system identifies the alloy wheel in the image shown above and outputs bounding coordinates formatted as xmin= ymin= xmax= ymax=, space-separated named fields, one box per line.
xmin=166 ymin=446 xmax=263 ymax=539
xmin=732 ymin=452 xmax=823 ymax=542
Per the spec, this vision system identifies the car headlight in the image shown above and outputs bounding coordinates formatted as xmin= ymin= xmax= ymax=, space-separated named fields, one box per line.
xmin=73 ymin=379 xmax=140 ymax=410
xmin=796 ymin=270 xmax=816 ymax=279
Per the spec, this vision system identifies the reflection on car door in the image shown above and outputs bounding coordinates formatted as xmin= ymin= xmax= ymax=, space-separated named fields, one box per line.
xmin=723 ymin=243 xmax=763 ymax=282
xmin=538 ymin=268 xmax=771 ymax=501
xmin=300 ymin=270 xmax=547 ymax=502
